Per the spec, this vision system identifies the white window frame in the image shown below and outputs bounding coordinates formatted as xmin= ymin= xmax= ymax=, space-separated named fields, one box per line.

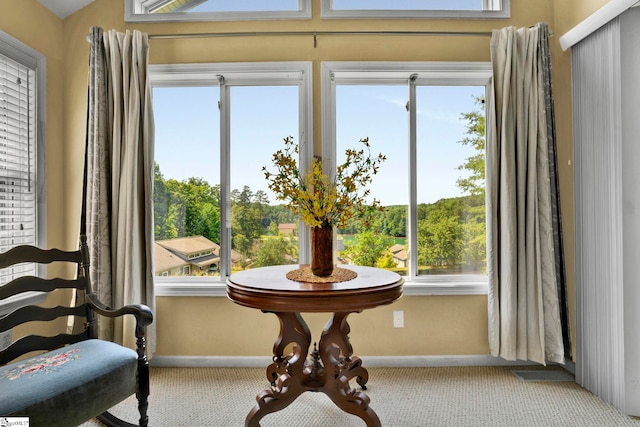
xmin=0 ymin=31 xmax=47 ymax=315
xmin=321 ymin=0 xmax=509 ymax=19
xmin=150 ymin=62 xmax=313 ymax=296
xmin=125 ymin=0 xmax=312 ymax=22
xmin=321 ymin=61 xmax=490 ymax=295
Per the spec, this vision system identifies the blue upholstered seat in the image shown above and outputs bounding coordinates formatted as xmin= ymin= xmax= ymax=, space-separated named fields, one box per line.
xmin=0 ymin=339 xmax=138 ymax=427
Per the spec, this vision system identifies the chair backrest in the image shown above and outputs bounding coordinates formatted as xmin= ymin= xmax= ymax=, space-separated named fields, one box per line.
xmin=0 ymin=237 xmax=96 ymax=365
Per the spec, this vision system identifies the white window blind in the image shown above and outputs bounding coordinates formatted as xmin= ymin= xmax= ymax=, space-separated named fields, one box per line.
xmin=0 ymin=52 xmax=37 ymax=284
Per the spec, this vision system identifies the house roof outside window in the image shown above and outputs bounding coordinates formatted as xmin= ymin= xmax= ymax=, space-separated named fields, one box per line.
xmin=154 ymin=243 xmax=188 ymax=273
xmin=156 ymin=236 xmax=220 ymax=258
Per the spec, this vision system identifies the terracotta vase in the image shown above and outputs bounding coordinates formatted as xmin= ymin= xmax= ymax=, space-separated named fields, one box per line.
xmin=311 ymin=224 xmax=334 ymax=277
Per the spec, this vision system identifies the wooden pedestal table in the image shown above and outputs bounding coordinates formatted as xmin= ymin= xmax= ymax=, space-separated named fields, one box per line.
xmin=227 ymin=265 xmax=403 ymax=427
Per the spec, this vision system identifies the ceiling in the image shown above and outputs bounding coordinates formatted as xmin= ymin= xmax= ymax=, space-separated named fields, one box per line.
xmin=37 ymin=0 xmax=96 ymax=19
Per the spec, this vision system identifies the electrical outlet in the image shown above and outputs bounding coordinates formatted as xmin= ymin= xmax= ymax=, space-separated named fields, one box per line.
xmin=0 ymin=329 xmax=11 ymax=350
xmin=393 ymin=310 xmax=404 ymax=328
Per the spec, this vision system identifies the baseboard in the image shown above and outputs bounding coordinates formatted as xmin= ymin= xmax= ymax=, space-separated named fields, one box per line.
xmin=150 ymin=355 xmax=272 ymax=368
xmin=150 ymin=354 xmax=543 ymax=368
xmin=562 ymin=359 xmax=576 ymax=374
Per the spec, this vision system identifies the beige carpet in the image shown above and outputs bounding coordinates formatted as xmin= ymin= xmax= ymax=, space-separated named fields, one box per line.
xmin=81 ymin=366 xmax=640 ymax=426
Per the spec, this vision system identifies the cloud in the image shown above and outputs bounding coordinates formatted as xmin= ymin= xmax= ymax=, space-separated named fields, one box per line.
xmin=382 ymin=96 xmax=462 ymax=125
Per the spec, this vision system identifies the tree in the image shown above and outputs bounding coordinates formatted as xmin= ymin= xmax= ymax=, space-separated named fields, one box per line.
xmin=164 ymin=179 xmax=187 ymax=238
xmin=342 ymin=229 xmax=391 ymax=267
xmin=454 ymin=95 xmax=487 ymax=273
xmin=253 ymin=235 xmax=297 ymax=267
xmin=376 ymin=252 xmax=397 ymax=269
xmin=153 ymin=163 xmax=171 ymax=239
xmin=153 ymin=165 xmax=222 ymax=242
xmin=380 ymin=205 xmax=407 ymax=237
xmin=417 ymin=198 xmax=464 ymax=268
xmin=456 ymin=96 xmax=486 ymax=197
xmin=231 ymin=186 xmax=268 ymax=256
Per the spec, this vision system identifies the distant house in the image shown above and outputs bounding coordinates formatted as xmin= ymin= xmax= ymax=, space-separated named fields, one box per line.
xmin=154 ymin=243 xmax=189 ymax=277
xmin=155 ymin=236 xmax=221 ymax=276
xmin=389 ymin=244 xmax=408 ymax=268
xmin=154 ymin=235 xmax=245 ymax=276
xmin=278 ymin=223 xmax=297 ymax=236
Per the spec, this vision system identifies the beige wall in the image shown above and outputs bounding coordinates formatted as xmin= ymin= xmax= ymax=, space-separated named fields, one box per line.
xmin=554 ymin=0 xmax=612 ymax=37
xmin=154 ymin=295 xmax=489 ymax=356
xmin=5 ymin=0 xmax=614 ymax=358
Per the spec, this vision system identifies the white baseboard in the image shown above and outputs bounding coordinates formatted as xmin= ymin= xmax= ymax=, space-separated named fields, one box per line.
xmin=149 ymin=354 xmax=548 ymax=368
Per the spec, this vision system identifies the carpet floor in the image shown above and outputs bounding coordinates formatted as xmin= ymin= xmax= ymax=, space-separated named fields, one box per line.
xmin=81 ymin=365 xmax=640 ymax=426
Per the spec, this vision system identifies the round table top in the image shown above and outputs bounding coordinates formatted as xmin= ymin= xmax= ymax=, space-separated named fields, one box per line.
xmin=227 ymin=265 xmax=403 ymax=313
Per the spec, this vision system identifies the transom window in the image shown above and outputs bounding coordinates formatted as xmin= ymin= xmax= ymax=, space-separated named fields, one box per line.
xmin=321 ymin=0 xmax=509 ymax=19
xmin=126 ymin=0 xmax=311 ymax=22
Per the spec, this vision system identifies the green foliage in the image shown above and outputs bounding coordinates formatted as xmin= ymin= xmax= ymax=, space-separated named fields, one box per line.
xmin=253 ymin=235 xmax=298 ymax=267
xmin=231 ymin=186 xmax=266 ymax=255
xmin=417 ymin=199 xmax=463 ymax=267
xmin=376 ymin=252 xmax=397 ymax=269
xmin=456 ymin=96 xmax=486 ymax=197
xmin=153 ymin=162 xmax=220 ymax=243
xmin=342 ymin=229 xmax=392 ymax=267
xmin=414 ymin=195 xmax=485 ymax=272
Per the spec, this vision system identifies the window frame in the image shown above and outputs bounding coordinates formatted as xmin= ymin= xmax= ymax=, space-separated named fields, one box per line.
xmin=125 ymin=0 xmax=312 ymax=23
xmin=320 ymin=0 xmax=510 ymax=19
xmin=321 ymin=61 xmax=491 ymax=295
xmin=149 ymin=61 xmax=313 ymax=297
xmin=0 ymin=31 xmax=47 ymax=315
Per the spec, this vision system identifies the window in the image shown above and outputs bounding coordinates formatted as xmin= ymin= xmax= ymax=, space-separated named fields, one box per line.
xmin=126 ymin=0 xmax=311 ymax=22
xmin=322 ymin=62 xmax=490 ymax=292
xmin=0 ymin=31 xmax=46 ymax=313
xmin=150 ymin=62 xmax=312 ymax=294
xmin=321 ymin=0 xmax=509 ymax=19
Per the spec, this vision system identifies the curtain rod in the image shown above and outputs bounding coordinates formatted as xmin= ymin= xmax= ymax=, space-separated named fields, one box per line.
xmin=149 ymin=30 xmax=495 ymax=39
xmin=148 ymin=30 xmax=496 ymax=47
xmin=147 ymin=29 xmax=553 ymax=47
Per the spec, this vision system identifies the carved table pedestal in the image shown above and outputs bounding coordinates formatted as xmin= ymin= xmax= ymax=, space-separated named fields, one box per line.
xmin=227 ymin=265 xmax=403 ymax=427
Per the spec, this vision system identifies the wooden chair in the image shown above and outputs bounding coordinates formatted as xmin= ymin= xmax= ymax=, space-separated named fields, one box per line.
xmin=0 ymin=235 xmax=153 ymax=427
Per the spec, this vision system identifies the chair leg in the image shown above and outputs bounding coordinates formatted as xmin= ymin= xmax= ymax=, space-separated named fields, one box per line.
xmin=97 ymin=411 xmax=138 ymax=427
xmin=136 ymin=361 xmax=150 ymax=427
xmin=135 ymin=325 xmax=151 ymax=427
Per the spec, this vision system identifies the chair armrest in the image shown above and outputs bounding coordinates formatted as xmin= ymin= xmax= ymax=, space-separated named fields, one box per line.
xmin=86 ymin=292 xmax=154 ymax=329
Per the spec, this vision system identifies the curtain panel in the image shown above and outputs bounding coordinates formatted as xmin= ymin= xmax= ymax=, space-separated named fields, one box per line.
xmin=487 ymin=23 xmax=569 ymax=364
xmin=85 ymin=26 xmax=155 ymax=352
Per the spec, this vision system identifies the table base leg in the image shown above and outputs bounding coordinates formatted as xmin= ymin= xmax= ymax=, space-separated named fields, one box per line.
xmin=246 ymin=312 xmax=381 ymax=427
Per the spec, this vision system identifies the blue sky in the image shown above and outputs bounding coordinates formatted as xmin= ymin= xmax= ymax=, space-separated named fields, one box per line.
xmin=153 ymin=84 xmax=483 ymax=207
xmin=189 ymin=0 xmax=483 ymax=13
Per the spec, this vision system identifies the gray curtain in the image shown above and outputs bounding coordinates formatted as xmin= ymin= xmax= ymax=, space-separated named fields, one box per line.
xmin=486 ymin=23 xmax=569 ymax=364
xmin=85 ymin=26 xmax=155 ymax=352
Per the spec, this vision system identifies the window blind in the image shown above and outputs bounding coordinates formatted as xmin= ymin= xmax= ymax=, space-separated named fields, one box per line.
xmin=0 ymin=52 xmax=37 ymax=284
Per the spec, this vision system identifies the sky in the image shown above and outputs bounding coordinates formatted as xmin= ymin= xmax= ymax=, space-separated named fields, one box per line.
xmin=188 ymin=0 xmax=483 ymax=13
xmin=153 ymin=83 xmax=484 ymax=207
